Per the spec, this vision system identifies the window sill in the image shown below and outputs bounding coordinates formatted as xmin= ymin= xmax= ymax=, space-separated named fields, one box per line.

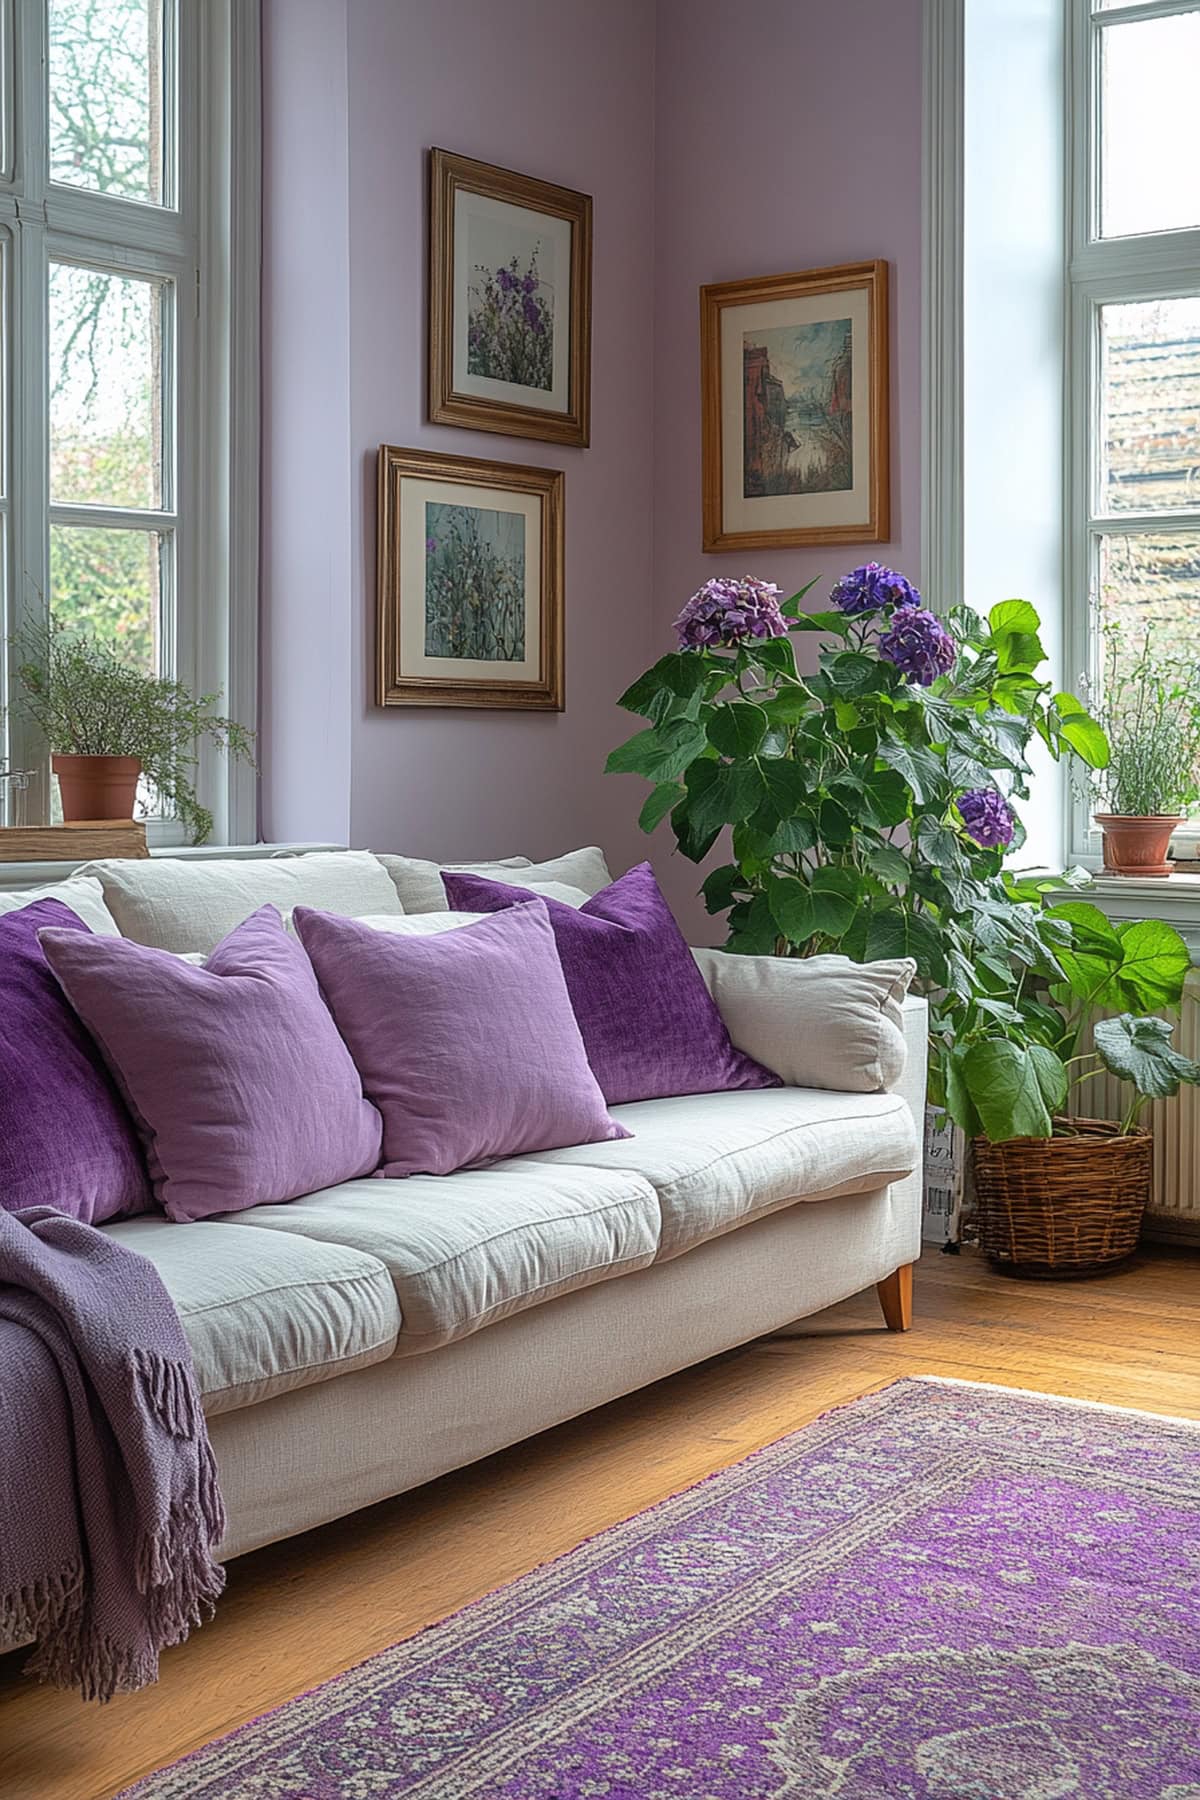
xmin=0 ymin=841 xmax=345 ymax=892
xmin=1043 ymin=872 xmax=1200 ymax=962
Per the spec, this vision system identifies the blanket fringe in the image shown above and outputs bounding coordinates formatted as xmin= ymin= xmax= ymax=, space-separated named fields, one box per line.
xmin=1 ymin=1558 xmax=83 ymax=1646
xmin=25 ymin=1618 xmax=160 ymax=1705
xmin=130 ymin=1345 xmax=205 ymax=1442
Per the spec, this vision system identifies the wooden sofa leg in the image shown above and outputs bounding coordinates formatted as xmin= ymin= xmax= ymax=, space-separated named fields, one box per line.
xmin=876 ymin=1263 xmax=914 ymax=1332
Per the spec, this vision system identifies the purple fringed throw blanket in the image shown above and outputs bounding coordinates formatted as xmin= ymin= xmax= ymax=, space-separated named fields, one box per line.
xmin=0 ymin=1206 xmax=225 ymax=1700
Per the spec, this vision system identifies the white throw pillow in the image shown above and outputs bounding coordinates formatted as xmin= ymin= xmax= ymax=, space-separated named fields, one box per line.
xmin=0 ymin=874 xmax=120 ymax=936
xmin=693 ymin=950 xmax=917 ymax=1093
xmin=75 ymin=850 xmax=403 ymax=955
xmin=375 ymin=846 xmax=612 ymax=913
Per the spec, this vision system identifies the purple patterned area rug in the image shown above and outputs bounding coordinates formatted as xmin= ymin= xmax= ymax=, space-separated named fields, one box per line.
xmin=120 ymin=1378 xmax=1200 ymax=1799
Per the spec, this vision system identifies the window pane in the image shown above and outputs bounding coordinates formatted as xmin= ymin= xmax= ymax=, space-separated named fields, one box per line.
xmin=48 ymin=0 xmax=167 ymax=204
xmin=50 ymin=262 xmax=167 ymax=510
xmin=1098 ymin=530 xmax=1200 ymax=669
xmin=1100 ymin=13 xmax=1200 ymax=238
xmin=50 ymin=524 xmax=162 ymax=670
xmin=1100 ymin=297 xmax=1200 ymax=514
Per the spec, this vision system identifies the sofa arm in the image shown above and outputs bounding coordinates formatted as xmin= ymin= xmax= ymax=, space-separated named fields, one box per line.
xmin=693 ymin=948 xmax=920 ymax=1095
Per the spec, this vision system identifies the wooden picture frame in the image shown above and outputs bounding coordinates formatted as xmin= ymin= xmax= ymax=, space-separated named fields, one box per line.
xmin=377 ymin=446 xmax=564 ymax=711
xmin=428 ymin=148 xmax=592 ymax=448
xmin=700 ymin=259 xmax=889 ymax=552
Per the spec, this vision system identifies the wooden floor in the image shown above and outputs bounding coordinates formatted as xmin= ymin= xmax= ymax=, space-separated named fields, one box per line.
xmin=2 ymin=1244 xmax=1198 ymax=1800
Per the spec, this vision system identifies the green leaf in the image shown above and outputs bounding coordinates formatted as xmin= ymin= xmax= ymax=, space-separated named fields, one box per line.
xmin=754 ymin=637 xmax=799 ymax=680
xmin=866 ymin=843 xmax=910 ymax=884
xmin=761 ymin=688 xmax=812 ymax=727
xmin=1111 ymin=918 xmax=1193 ymax=1012
xmin=864 ymin=908 xmax=948 ymax=985
xmin=618 ymin=651 xmax=708 ymax=719
xmin=961 ymin=1039 xmax=1062 ymax=1140
xmin=877 ymin=737 xmax=944 ymax=807
xmin=988 ymin=599 xmax=1046 ymax=675
xmin=605 ymin=718 xmax=708 ymax=781
xmin=859 ymin=768 xmax=910 ymax=828
xmin=757 ymin=757 xmax=811 ymax=824
xmin=779 ymin=576 xmax=822 ymax=617
xmin=1093 ymin=1013 xmax=1200 ymax=1100
xmin=724 ymin=893 xmax=779 ymax=954
xmin=706 ymin=702 xmax=768 ymax=759
xmin=684 ymin=759 xmax=767 ymax=837
xmin=1050 ymin=692 xmax=1109 ymax=769
xmin=637 ymin=782 xmax=680 ymax=833
xmin=787 ymin=608 xmax=852 ymax=636
xmin=943 ymin=1046 xmax=983 ymax=1138
xmin=818 ymin=797 xmax=853 ymax=846
xmin=825 ymin=652 xmax=888 ymax=697
xmin=700 ymin=862 xmax=746 ymax=915
xmin=809 ymin=866 xmax=860 ymax=937
xmin=988 ymin=599 xmax=1041 ymax=638
xmin=768 ymin=875 xmax=815 ymax=943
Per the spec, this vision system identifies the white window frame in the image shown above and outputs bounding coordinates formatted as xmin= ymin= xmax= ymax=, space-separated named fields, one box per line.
xmin=0 ymin=0 xmax=259 ymax=845
xmin=1065 ymin=0 xmax=1200 ymax=864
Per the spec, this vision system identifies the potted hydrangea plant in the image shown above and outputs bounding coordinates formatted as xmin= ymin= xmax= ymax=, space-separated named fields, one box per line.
xmin=607 ymin=566 xmax=1200 ymax=1274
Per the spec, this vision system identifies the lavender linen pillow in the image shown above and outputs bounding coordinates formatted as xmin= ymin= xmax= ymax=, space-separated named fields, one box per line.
xmin=443 ymin=861 xmax=781 ymax=1106
xmin=0 ymin=899 xmax=151 ymax=1223
xmin=292 ymin=901 xmax=629 ymax=1178
xmin=39 ymin=905 xmax=383 ymax=1223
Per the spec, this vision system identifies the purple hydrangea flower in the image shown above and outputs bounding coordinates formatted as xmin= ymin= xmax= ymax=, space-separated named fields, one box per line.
xmin=957 ymin=787 xmax=1016 ymax=849
xmin=830 ymin=563 xmax=923 ymax=616
xmin=878 ymin=605 xmax=956 ymax=685
xmin=673 ymin=576 xmax=788 ymax=650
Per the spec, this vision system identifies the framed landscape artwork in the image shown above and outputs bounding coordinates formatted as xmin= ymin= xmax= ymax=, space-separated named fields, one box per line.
xmin=428 ymin=148 xmax=593 ymax=447
xmin=376 ymin=446 xmax=564 ymax=711
xmin=700 ymin=260 xmax=889 ymax=551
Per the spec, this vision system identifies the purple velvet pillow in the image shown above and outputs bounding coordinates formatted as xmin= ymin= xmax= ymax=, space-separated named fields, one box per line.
xmin=39 ymin=905 xmax=383 ymax=1223
xmin=0 ymin=899 xmax=151 ymax=1223
xmin=292 ymin=901 xmax=629 ymax=1178
xmin=442 ymin=861 xmax=781 ymax=1106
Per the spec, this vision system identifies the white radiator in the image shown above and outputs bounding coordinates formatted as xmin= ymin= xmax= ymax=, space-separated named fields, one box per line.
xmin=1073 ymin=970 xmax=1200 ymax=1239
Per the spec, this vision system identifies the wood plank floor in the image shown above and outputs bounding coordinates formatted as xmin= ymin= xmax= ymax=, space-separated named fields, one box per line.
xmin=2 ymin=1244 xmax=1198 ymax=1800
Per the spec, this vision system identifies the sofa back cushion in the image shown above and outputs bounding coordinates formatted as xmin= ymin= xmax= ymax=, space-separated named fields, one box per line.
xmin=376 ymin=845 xmax=611 ymax=913
xmin=0 ymin=899 xmax=151 ymax=1223
xmin=39 ymin=905 xmax=383 ymax=1222
xmin=293 ymin=901 xmax=629 ymax=1178
xmin=443 ymin=862 xmax=781 ymax=1107
xmin=74 ymin=851 xmax=401 ymax=954
xmin=0 ymin=874 xmax=119 ymax=936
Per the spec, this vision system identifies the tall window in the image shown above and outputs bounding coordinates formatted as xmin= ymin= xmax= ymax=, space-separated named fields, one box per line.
xmin=0 ymin=0 xmax=258 ymax=841
xmin=1069 ymin=0 xmax=1200 ymax=851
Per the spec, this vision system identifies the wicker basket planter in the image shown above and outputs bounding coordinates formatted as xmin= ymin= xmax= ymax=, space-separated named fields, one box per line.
xmin=973 ymin=1118 xmax=1152 ymax=1278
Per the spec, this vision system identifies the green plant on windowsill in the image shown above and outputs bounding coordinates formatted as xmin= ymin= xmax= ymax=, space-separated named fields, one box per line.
xmin=1084 ymin=624 xmax=1200 ymax=875
xmin=7 ymin=620 xmax=255 ymax=845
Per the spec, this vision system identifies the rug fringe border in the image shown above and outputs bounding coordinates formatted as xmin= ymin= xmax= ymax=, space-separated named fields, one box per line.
xmin=911 ymin=1373 xmax=1200 ymax=1431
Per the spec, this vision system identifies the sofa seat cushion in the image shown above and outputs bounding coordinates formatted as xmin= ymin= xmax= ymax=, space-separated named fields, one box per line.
xmin=217 ymin=1163 xmax=660 ymax=1353
xmin=102 ymin=1216 xmax=401 ymax=1415
xmin=518 ymin=1087 xmax=919 ymax=1260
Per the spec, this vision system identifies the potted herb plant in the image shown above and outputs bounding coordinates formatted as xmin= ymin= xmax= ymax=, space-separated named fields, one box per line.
xmin=10 ymin=623 xmax=255 ymax=843
xmin=1089 ymin=625 xmax=1200 ymax=876
xmin=607 ymin=566 xmax=1198 ymax=1274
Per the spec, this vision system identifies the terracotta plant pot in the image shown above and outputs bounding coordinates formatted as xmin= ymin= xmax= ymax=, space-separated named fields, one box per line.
xmin=1094 ymin=812 xmax=1183 ymax=878
xmin=52 ymin=754 xmax=142 ymax=823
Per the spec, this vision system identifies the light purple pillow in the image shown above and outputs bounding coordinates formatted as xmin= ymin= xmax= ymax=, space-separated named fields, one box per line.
xmin=443 ymin=861 xmax=782 ymax=1106
xmin=0 ymin=899 xmax=151 ymax=1224
xmin=39 ymin=905 xmax=383 ymax=1223
xmin=292 ymin=901 xmax=629 ymax=1178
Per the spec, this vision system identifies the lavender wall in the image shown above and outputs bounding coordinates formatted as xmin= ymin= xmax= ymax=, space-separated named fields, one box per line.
xmin=646 ymin=0 xmax=923 ymax=931
xmin=259 ymin=0 xmax=924 ymax=925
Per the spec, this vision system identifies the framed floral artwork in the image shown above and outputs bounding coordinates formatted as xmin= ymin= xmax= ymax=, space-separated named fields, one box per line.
xmin=376 ymin=446 xmax=564 ymax=711
xmin=428 ymin=149 xmax=592 ymax=447
xmin=700 ymin=260 xmax=889 ymax=551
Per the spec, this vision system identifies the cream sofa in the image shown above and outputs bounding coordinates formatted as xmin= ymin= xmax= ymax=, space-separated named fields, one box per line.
xmin=7 ymin=849 xmax=926 ymax=1564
